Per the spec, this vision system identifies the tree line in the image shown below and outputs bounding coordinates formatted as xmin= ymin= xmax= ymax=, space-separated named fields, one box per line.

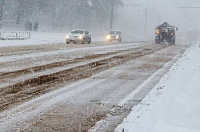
xmin=1 ymin=0 xmax=123 ymax=31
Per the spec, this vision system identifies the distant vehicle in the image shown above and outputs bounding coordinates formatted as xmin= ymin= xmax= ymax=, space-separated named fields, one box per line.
xmin=155 ymin=22 xmax=177 ymax=45
xmin=66 ymin=29 xmax=91 ymax=44
xmin=106 ymin=30 xmax=122 ymax=42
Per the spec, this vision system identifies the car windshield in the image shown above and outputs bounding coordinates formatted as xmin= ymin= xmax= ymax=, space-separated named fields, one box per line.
xmin=71 ymin=30 xmax=84 ymax=34
xmin=109 ymin=31 xmax=120 ymax=35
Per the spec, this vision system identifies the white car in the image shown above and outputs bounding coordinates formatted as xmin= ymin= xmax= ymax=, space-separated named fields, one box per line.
xmin=106 ymin=30 xmax=122 ymax=42
xmin=66 ymin=29 xmax=91 ymax=44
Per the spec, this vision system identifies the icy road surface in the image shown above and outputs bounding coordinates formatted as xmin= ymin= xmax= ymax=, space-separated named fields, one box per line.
xmin=0 ymin=42 xmax=187 ymax=131
xmin=115 ymin=43 xmax=200 ymax=132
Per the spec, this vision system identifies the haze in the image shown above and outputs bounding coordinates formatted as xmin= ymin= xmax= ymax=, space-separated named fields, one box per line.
xmin=1 ymin=0 xmax=200 ymax=40
xmin=116 ymin=0 xmax=200 ymax=40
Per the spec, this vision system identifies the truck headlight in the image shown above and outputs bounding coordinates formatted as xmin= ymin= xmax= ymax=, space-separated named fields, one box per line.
xmin=156 ymin=30 xmax=160 ymax=35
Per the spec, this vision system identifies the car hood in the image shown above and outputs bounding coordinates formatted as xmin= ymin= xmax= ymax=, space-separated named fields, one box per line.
xmin=69 ymin=33 xmax=83 ymax=37
xmin=108 ymin=34 xmax=119 ymax=36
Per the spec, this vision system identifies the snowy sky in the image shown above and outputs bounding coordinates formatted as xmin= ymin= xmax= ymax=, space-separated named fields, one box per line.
xmin=116 ymin=0 xmax=200 ymax=38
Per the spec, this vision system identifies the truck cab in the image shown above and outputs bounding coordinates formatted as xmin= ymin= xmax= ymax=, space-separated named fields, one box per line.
xmin=155 ymin=22 xmax=177 ymax=45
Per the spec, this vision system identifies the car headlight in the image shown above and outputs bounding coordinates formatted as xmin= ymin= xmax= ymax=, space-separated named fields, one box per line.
xmin=106 ymin=35 xmax=111 ymax=40
xmin=66 ymin=35 xmax=69 ymax=39
xmin=116 ymin=36 xmax=119 ymax=39
xmin=79 ymin=35 xmax=83 ymax=39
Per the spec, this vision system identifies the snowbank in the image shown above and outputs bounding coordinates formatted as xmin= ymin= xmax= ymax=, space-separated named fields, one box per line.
xmin=0 ymin=30 xmax=146 ymax=48
xmin=115 ymin=43 xmax=200 ymax=132
xmin=0 ymin=31 xmax=105 ymax=47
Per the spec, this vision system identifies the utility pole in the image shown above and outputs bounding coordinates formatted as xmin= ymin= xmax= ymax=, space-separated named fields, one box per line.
xmin=16 ymin=0 xmax=22 ymax=24
xmin=109 ymin=1 xmax=139 ymax=30
xmin=52 ymin=0 xmax=56 ymax=28
xmin=110 ymin=0 xmax=114 ymax=30
xmin=144 ymin=7 xmax=147 ymax=37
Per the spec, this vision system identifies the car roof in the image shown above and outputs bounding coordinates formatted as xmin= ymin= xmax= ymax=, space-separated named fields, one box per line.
xmin=72 ymin=29 xmax=87 ymax=31
xmin=110 ymin=30 xmax=121 ymax=32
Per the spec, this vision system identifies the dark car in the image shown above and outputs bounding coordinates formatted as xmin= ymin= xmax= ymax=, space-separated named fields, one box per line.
xmin=155 ymin=22 xmax=177 ymax=45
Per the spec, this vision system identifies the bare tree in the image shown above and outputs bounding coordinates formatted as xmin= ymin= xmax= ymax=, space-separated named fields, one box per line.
xmin=2 ymin=0 xmax=123 ymax=30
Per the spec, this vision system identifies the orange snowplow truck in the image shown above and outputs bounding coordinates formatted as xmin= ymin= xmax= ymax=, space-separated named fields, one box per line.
xmin=155 ymin=22 xmax=178 ymax=45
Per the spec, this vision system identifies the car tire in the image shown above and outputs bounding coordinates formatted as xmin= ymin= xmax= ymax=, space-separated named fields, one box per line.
xmin=74 ymin=41 xmax=77 ymax=44
xmin=155 ymin=40 xmax=160 ymax=44
xmin=66 ymin=41 xmax=70 ymax=44
xmin=171 ymin=40 xmax=175 ymax=45
xmin=88 ymin=38 xmax=91 ymax=44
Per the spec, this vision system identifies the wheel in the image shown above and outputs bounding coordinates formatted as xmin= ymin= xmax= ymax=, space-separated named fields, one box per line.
xmin=172 ymin=40 xmax=175 ymax=45
xmin=74 ymin=41 xmax=77 ymax=44
xmin=155 ymin=40 xmax=160 ymax=44
xmin=88 ymin=38 xmax=91 ymax=44
xmin=66 ymin=41 xmax=70 ymax=44
xmin=170 ymin=40 xmax=175 ymax=45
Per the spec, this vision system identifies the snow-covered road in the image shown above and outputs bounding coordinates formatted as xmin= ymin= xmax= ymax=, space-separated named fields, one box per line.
xmin=0 ymin=43 xmax=186 ymax=131
xmin=115 ymin=43 xmax=200 ymax=132
xmin=0 ymin=43 xmax=145 ymax=72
